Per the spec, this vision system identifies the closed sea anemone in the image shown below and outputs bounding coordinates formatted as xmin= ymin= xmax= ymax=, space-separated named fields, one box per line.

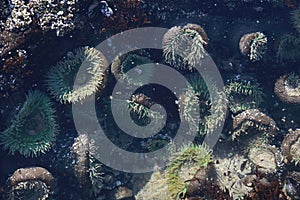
xmin=162 ymin=23 xmax=208 ymax=70
xmin=6 ymin=167 xmax=54 ymax=200
xmin=239 ymin=32 xmax=267 ymax=61
xmin=0 ymin=90 xmax=58 ymax=157
xmin=231 ymin=109 xmax=278 ymax=141
xmin=274 ymin=72 xmax=300 ymax=104
xmin=45 ymin=46 xmax=109 ymax=104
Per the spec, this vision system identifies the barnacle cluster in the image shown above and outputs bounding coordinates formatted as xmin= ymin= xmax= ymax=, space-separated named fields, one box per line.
xmin=179 ymin=74 xmax=227 ymax=135
xmin=276 ymin=34 xmax=300 ymax=62
xmin=46 ymin=46 xmax=108 ymax=104
xmin=274 ymin=72 xmax=300 ymax=104
xmin=162 ymin=23 xmax=208 ymax=70
xmin=231 ymin=109 xmax=278 ymax=141
xmin=29 ymin=0 xmax=76 ymax=36
xmin=6 ymin=167 xmax=54 ymax=200
xmin=225 ymin=78 xmax=264 ymax=113
xmin=0 ymin=31 xmax=25 ymax=58
xmin=4 ymin=0 xmax=77 ymax=36
xmin=5 ymin=0 xmax=33 ymax=31
xmin=0 ymin=90 xmax=58 ymax=157
xmin=281 ymin=129 xmax=300 ymax=165
xmin=239 ymin=32 xmax=267 ymax=61
xmin=71 ymin=134 xmax=104 ymax=197
xmin=0 ymin=0 xmax=11 ymax=29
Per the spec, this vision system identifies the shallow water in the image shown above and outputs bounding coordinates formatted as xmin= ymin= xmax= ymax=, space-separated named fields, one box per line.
xmin=0 ymin=0 xmax=300 ymax=199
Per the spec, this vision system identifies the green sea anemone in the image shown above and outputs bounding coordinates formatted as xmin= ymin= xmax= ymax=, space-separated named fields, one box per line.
xmin=239 ymin=32 xmax=267 ymax=61
xmin=291 ymin=8 xmax=300 ymax=34
xmin=166 ymin=144 xmax=212 ymax=199
xmin=179 ymin=74 xmax=227 ymax=135
xmin=111 ymin=52 xmax=154 ymax=87
xmin=225 ymin=78 xmax=263 ymax=113
xmin=6 ymin=167 xmax=54 ymax=200
xmin=45 ymin=46 xmax=108 ymax=104
xmin=274 ymin=73 xmax=300 ymax=104
xmin=162 ymin=23 xmax=208 ymax=70
xmin=276 ymin=34 xmax=300 ymax=62
xmin=0 ymin=90 xmax=58 ymax=157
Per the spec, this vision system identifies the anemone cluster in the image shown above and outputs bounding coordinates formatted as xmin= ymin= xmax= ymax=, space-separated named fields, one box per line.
xmin=162 ymin=23 xmax=208 ymax=70
xmin=46 ymin=46 xmax=108 ymax=104
xmin=1 ymin=1 xmax=300 ymax=199
xmin=0 ymin=90 xmax=58 ymax=157
xmin=239 ymin=32 xmax=267 ymax=61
